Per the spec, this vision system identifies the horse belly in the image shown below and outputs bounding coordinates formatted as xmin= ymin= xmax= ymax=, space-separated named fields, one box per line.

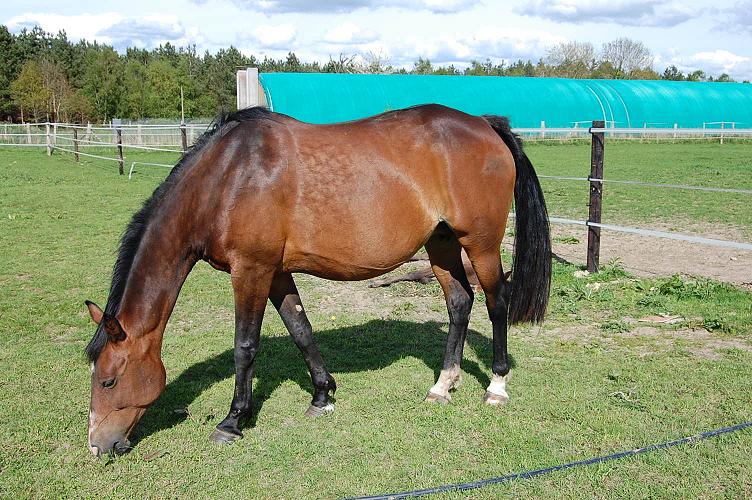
xmin=284 ymin=181 xmax=437 ymax=281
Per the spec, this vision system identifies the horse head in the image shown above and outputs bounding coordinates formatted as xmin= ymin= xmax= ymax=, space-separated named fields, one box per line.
xmin=85 ymin=301 xmax=165 ymax=456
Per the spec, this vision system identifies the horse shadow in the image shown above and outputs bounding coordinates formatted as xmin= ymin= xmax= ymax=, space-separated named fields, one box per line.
xmin=135 ymin=319 xmax=514 ymax=441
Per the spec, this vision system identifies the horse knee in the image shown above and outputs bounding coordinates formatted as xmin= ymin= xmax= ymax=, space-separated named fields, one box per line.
xmin=447 ymin=283 xmax=473 ymax=325
xmin=235 ymin=340 xmax=259 ymax=365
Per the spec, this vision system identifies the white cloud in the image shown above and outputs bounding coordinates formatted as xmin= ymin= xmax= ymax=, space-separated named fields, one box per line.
xmin=234 ymin=0 xmax=479 ymax=13
xmin=387 ymin=27 xmax=566 ymax=66
xmin=6 ymin=12 xmax=122 ymax=41
xmin=252 ymin=23 xmax=297 ymax=49
xmin=98 ymin=15 xmax=203 ymax=50
xmin=310 ymin=26 xmax=565 ymax=69
xmin=518 ymin=0 xmax=696 ymax=27
xmin=418 ymin=0 xmax=479 ymax=13
xmin=5 ymin=12 xmax=203 ymax=50
xmin=323 ymin=23 xmax=378 ymax=44
xmin=657 ymin=48 xmax=752 ymax=79
xmin=722 ymin=0 xmax=752 ymax=34
xmin=690 ymin=50 xmax=751 ymax=76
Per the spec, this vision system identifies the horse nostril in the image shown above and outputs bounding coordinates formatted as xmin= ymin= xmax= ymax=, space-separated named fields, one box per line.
xmin=113 ymin=439 xmax=132 ymax=454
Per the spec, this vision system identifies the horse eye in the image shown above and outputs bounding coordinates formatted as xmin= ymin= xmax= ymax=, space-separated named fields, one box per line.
xmin=102 ymin=378 xmax=117 ymax=389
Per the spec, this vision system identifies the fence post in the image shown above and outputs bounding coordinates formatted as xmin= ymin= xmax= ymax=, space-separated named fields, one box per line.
xmin=673 ymin=123 xmax=678 ymax=140
xmin=137 ymin=124 xmax=142 ymax=145
xmin=540 ymin=120 xmax=546 ymax=140
xmin=180 ymin=122 xmax=188 ymax=152
xmin=46 ymin=123 xmax=52 ymax=156
xmin=26 ymin=123 xmax=31 ymax=144
xmin=587 ymin=120 xmax=605 ymax=273
xmin=116 ymin=127 xmax=124 ymax=175
xmin=73 ymin=127 xmax=80 ymax=162
xmin=53 ymin=122 xmax=57 ymax=148
xmin=720 ymin=122 xmax=725 ymax=145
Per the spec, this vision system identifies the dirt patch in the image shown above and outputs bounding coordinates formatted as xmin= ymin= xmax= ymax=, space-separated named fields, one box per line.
xmin=527 ymin=323 xmax=752 ymax=360
xmin=306 ymin=268 xmax=447 ymax=323
xmin=545 ymin=223 xmax=752 ymax=287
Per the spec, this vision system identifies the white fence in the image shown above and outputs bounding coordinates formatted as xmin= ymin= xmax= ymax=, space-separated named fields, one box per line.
xmin=3 ymin=121 xmax=752 ymax=148
xmin=0 ymin=122 xmax=210 ymax=149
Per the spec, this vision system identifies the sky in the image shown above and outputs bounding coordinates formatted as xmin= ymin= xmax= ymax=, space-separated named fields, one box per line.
xmin=3 ymin=0 xmax=752 ymax=80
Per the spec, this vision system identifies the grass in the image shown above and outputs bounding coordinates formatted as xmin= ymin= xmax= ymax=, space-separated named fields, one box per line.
xmin=0 ymin=146 xmax=751 ymax=498
xmin=525 ymin=141 xmax=752 ymax=238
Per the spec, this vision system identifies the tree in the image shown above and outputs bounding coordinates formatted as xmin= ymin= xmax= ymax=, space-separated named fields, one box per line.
xmin=322 ymin=54 xmax=359 ymax=73
xmin=10 ymin=60 xmax=50 ymax=122
xmin=628 ymin=67 xmax=661 ymax=80
xmin=63 ymin=90 xmax=93 ymax=123
xmin=686 ymin=69 xmax=706 ymax=82
xmin=121 ymin=59 xmax=149 ymax=119
xmin=506 ymin=59 xmax=535 ymax=77
xmin=361 ymin=51 xmax=394 ymax=74
xmin=546 ymin=41 xmax=595 ymax=78
xmin=433 ymin=64 xmax=461 ymax=75
xmin=713 ymin=73 xmax=734 ymax=82
xmin=662 ymin=65 xmax=684 ymax=81
xmin=0 ymin=25 xmax=18 ymax=119
xmin=39 ymin=57 xmax=72 ymax=121
xmin=601 ymin=38 xmax=653 ymax=78
xmin=81 ymin=47 xmax=123 ymax=122
xmin=144 ymin=59 xmax=180 ymax=118
xmin=412 ymin=57 xmax=434 ymax=75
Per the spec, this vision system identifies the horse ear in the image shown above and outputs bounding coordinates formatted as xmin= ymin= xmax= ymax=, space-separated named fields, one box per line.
xmin=103 ymin=315 xmax=126 ymax=342
xmin=85 ymin=300 xmax=104 ymax=325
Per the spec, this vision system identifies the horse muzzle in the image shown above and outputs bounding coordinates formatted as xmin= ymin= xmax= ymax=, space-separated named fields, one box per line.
xmin=89 ymin=435 xmax=132 ymax=457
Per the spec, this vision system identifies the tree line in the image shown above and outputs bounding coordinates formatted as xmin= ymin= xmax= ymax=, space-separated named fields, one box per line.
xmin=1 ymin=25 xmax=744 ymax=123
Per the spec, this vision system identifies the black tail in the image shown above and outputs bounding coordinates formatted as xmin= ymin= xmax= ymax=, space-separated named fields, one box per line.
xmin=483 ymin=116 xmax=551 ymax=324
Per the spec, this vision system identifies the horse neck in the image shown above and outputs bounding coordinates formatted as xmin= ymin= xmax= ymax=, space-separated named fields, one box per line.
xmin=117 ymin=200 xmax=199 ymax=340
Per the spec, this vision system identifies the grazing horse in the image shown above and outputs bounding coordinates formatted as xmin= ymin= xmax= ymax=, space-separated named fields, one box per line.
xmin=83 ymin=104 xmax=551 ymax=456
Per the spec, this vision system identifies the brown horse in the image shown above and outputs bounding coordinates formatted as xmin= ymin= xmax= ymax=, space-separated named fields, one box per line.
xmin=83 ymin=104 xmax=551 ymax=456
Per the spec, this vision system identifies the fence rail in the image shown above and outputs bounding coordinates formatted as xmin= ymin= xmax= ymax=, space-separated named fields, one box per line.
xmin=0 ymin=122 xmax=209 ymax=148
xmin=2 ymin=121 xmax=751 ymax=267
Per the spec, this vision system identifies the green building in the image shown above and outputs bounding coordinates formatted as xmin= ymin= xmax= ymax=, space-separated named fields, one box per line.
xmin=248 ymin=72 xmax=752 ymax=129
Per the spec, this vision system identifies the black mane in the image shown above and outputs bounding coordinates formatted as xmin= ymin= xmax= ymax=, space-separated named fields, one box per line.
xmin=85 ymin=107 xmax=274 ymax=363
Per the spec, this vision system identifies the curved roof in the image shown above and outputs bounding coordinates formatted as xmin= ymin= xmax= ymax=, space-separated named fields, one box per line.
xmin=259 ymin=73 xmax=752 ymax=128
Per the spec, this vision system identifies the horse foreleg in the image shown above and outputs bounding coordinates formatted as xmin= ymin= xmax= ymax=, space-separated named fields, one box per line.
xmin=210 ymin=266 xmax=275 ymax=444
xmin=423 ymin=228 xmax=473 ymax=404
xmin=270 ymin=273 xmax=336 ymax=417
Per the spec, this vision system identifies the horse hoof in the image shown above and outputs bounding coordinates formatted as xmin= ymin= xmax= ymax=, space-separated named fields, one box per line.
xmin=482 ymin=391 xmax=509 ymax=406
xmin=424 ymin=391 xmax=450 ymax=404
xmin=305 ymin=403 xmax=335 ymax=418
xmin=209 ymin=428 xmax=242 ymax=444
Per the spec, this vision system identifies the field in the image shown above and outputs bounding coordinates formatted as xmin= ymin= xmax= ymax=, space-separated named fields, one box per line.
xmin=1 ymin=143 xmax=751 ymax=498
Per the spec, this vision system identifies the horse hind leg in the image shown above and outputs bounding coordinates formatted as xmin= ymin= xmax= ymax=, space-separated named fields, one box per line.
xmin=269 ymin=273 xmax=336 ymax=417
xmin=424 ymin=224 xmax=474 ymax=404
xmin=459 ymin=241 xmax=511 ymax=405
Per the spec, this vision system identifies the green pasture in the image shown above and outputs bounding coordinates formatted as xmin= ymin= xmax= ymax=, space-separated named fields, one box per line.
xmin=0 ymin=145 xmax=750 ymax=498
xmin=529 ymin=140 xmax=752 ymax=238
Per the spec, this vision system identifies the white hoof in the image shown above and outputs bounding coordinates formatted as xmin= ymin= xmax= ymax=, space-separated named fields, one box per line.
xmin=484 ymin=374 xmax=510 ymax=405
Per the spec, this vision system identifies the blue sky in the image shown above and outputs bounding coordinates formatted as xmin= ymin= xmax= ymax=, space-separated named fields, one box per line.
xmin=3 ymin=0 xmax=751 ymax=79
